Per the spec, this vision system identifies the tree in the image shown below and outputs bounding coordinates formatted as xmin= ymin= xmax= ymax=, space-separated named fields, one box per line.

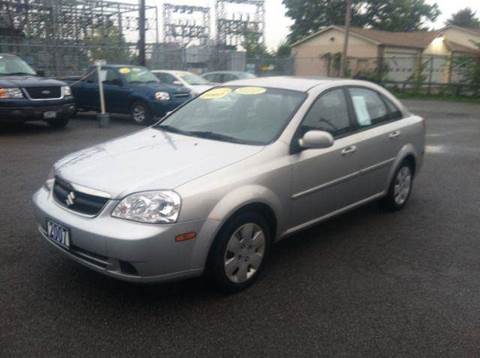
xmin=283 ymin=0 xmax=367 ymax=43
xmin=362 ymin=0 xmax=440 ymax=32
xmin=447 ymin=8 xmax=480 ymax=28
xmin=86 ymin=21 xmax=131 ymax=64
xmin=275 ymin=42 xmax=292 ymax=57
xmin=283 ymin=0 xmax=440 ymax=43
xmin=242 ymin=30 xmax=271 ymax=58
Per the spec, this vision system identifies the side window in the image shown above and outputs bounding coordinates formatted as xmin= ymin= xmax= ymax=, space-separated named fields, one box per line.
xmin=222 ymin=74 xmax=237 ymax=82
xmin=383 ymin=96 xmax=403 ymax=120
xmin=84 ymin=68 xmax=98 ymax=83
xmin=349 ymin=88 xmax=389 ymax=127
xmin=300 ymin=89 xmax=352 ymax=137
xmin=103 ymin=69 xmax=121 ymax=85
xmin=203 ymin=74 xmax=215 ymax=82
xmin=157 ymin=73 xmax=175 ymax=84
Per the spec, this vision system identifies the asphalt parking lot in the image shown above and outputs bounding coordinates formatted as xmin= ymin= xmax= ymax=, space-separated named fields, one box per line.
xmin=1 ymin=101 xmax=480 ymax=357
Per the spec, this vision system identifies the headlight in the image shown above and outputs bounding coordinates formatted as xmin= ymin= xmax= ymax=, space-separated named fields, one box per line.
xmin=0 ymin=87 xmax=23 ymax=99
xmin=62 ymin=86 xmax=72 ymax=97
xmin=44 ymin=168 xmax=55 ymax=191
xmin=155 ymin=91 xmax=170 ymax=101
xmin=112 ymin=190 xmax=181 ymax=224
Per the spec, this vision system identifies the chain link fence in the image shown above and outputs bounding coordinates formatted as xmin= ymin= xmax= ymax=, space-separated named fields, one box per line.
xmin=2 ymin=39 xmax=479 ymax=97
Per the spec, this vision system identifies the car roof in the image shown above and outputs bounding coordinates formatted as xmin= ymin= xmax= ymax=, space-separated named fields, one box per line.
xmin=220 ymin=76 xmax=368 ymax=92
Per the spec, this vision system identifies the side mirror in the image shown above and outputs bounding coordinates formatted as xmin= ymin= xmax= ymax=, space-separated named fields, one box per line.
xmin=173 ymin=80 xmax=182 ymax=86
xmin=36 ymin=69 xmax=45 ymax=77
xmin=299 ymin=130 xmax=334 ymax=150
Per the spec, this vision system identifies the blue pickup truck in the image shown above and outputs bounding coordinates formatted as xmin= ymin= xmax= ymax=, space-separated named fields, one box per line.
xmin=0 ymin=53 xmax=75 ymax=128
xmin=71 ymin=65 xmax=192 ymax=125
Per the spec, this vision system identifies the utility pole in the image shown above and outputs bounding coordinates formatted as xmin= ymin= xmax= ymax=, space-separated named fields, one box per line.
xmin=138 ymin=0 xmax=146 ymax=66
xmin=341 ymin=0 xmax=352 ymax=78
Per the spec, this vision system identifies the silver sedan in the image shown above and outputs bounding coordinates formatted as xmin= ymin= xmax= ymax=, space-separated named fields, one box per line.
xmin=33 ymin=77 xmax=425 ymax=292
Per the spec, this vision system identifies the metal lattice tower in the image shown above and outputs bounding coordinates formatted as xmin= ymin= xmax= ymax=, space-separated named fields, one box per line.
xmin=163 ymin=3 xmax=211 ymax=46
xmin=215 ymin=0 xmax=265 ymax=47
xmin=0 ymin=0 xmax=157 ymax=44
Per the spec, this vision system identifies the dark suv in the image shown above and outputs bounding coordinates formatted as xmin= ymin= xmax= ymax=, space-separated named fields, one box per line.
xmin=0 ymin=54 xmax=75 ymax=128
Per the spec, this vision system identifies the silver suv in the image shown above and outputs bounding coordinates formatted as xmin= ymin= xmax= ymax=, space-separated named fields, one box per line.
xmin=33 ymin=77 xmax=425 ymax=292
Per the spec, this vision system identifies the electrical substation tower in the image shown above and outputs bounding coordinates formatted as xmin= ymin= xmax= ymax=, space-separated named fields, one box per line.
xmin=215 ymin=0 xmax=265 ymax=47
xmin=163 ymin=3 xmax=211 ymax=46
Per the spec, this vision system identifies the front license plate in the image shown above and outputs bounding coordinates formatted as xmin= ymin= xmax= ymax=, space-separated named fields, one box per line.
xmin=43 ymin=111 xmax=57 ymax=119
xmin=46 ymin=220 xmax=70 ymax=249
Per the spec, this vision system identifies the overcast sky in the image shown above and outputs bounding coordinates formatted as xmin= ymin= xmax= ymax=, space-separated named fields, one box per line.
xmin=147 ymin=0 xmax=480 ymax=50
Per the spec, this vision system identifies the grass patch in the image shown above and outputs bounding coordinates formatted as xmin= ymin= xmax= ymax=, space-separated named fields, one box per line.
xmin=391 ymin=91 xmax=480 ymax=104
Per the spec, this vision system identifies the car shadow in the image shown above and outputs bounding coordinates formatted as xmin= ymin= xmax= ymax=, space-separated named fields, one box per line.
xmin=48 ymin=201 xmax=383 ymax=305
xmin=0 ymin=121 xmax=53 ymax=136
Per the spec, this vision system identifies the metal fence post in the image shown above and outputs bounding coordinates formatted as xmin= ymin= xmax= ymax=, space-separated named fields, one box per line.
xmin=95 ymin=60 xmax=110 ymax=128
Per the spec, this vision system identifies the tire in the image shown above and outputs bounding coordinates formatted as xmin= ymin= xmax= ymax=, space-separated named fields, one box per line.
xmin=47 ymin=117 xmax=69 ymax=129
xmin=381 ymin=160 xmax=414 ymax=211
xmin=130 ymin=101 xmax=153 ymax=125
xmin=207 ymin=211 xmax=272 ymax=293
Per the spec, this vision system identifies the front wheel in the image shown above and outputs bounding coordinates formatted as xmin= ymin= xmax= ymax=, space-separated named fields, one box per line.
xmin=381 ymin=161 xmax=414 ymax=211
xmin=207 ymin=212 xmax=271 ymax=293
xmin=130 ymin=101 xmax=153 ymax=125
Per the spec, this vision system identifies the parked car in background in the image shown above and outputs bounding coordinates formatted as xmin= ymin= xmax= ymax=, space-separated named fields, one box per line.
xmin=201 ymin=71 xmax=256 ymax=84
xmin=0 ymin=53 xmax=75 ymax=128
xmin=152 ymin=70 xmax=214 ymax=97
xmin=33 ymin=77 xmax=425 ymax=293
xmin=70 ymin=65 xmax=192 ymax=125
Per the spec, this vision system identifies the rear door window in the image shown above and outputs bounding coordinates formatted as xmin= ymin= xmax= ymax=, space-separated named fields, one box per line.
xmin=348 ymin=88 xmax=389 ymax=128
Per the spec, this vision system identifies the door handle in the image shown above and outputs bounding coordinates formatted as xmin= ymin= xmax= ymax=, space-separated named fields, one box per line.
xmin=389 ymin=131 xmax=401 ymax=139
xmin=341 ymin=145 xmax=357 ymax=156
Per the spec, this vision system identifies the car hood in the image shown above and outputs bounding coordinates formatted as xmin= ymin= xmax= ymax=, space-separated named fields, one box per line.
xmin=0 ymin=75 xmax=66 ymax=88
xmin=54 ymin=128 xmax=264 ymax=198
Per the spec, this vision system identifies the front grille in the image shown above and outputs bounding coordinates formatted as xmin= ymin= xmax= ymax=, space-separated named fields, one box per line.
xmin=53 ymin=177 xmax=109 ymax=216
xmin=25 ymin=86 xmax=61 ymax=99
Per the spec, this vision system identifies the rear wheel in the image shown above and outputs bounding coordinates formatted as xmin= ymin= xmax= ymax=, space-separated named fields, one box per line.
xmin=207 ymin=212 xmax=271 ymax=293
xmin=381 ymin=161 xmax=414 ymax=211
xmin=130 ymin=101 xmax=153 ymax=125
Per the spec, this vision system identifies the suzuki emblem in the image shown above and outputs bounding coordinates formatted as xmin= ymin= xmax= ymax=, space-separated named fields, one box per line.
xmin=65 ymin=191 xmax=76 ymax=206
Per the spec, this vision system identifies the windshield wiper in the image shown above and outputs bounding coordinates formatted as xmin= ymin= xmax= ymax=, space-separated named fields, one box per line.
xmin=156 ymin=124 xmax=190 ymax=135
xmin=187 ymin=131 xmax=247 ymax=144
xmin=156 ymin=126 xmax=250 ymax=144
xmin=2 ymin=72 xmax=35 ymax=76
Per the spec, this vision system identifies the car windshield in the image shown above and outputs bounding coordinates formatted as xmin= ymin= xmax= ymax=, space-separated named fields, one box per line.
xmin=120 ymin=66 xmax=159 ymax=84
xmin=0 ymin=55 xmax=36 ymax=76
xmin=178 ymin=72 xmax=210 ymax=85
xmin=238 ymin=72 xmax=256 ymax=79
xmin=156 ymin=86 xmax=306 ymax=145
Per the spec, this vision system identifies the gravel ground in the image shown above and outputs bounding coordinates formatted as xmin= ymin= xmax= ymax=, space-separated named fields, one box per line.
xmin=1 ymin=101 xmax=479 ymax=357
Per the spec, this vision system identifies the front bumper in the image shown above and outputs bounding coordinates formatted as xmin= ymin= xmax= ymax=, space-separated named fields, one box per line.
xmin=0 ymin=99 xmax=76 ymax=121
xmin=32 ymin=186 xmax=217 ymax=283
